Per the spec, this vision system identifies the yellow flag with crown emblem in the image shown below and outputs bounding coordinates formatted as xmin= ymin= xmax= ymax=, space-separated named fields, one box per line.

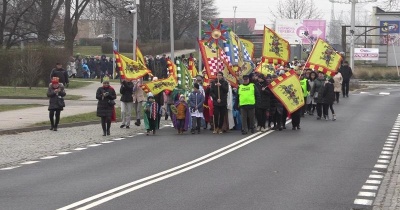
xmin=268 ymin=70 xmax=304 ymax=114
xmin=305 ymin=38 xmax=342 ymax=76
xmin=114 ymin=51 xmax=150 ymax=80
xmin=262 ymin=26 xmax=290 ymax=65
xmin=140 ymin=75 xmax=177 ymax=95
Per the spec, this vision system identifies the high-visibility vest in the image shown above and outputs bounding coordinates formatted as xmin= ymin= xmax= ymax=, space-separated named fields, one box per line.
xmin=300 ymin=78 xmax=309 ymax=97
xmin=238 ymin=83 xmax=256 ymax=106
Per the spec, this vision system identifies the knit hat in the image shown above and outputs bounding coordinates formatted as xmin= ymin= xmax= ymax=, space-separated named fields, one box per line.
xmin=51 ymin=77 xmax=59 ymax=84
xmin=147 ymin=92 xmax=154 ymax=99
xmin=102 ymin=76 xmax=110 ymax=83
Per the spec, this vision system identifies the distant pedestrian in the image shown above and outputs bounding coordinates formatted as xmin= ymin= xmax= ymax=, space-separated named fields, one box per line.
xmin=173 ymin=95 xmax=190 ymax=134
xmin=323 ymin=78 xmax=336 ymax=121
xmin=132 ymin=78 xmax=145 ymax=126
xmin=96 ymin=78 xmax=117 ymax=136
xmin=143 ymin=94 xmax=158 ymax=135
xmin=339 ymin=60 xmax=353 ymax=98
xmin=310 ymin=72 xmax=326 ymax=120
xmin=119 ymin=79 xmax=134 ymax=129
xmin=47 ymin=77 xmax=66 ymax=131
xmin=50 ymin=63 xmax=69 ymax=87
xmin=189 ymin=83 xmax=205 ymax=134
xmin=333 ymin=72 xmax=343 ymax=103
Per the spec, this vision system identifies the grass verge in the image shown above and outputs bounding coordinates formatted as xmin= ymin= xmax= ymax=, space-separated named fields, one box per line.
xmin=34 ymin=107 xmax=122 ymax=126
xmin=0 ymin=87 xmax=82 ymax=100
xmin=0 ymin=104 xmax=44 ymax=112
xmin=67 ymin=80 xmax=93 ymax=89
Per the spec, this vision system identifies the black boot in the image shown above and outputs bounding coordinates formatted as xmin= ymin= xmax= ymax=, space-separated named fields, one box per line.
xmin=50 ymin=125 xmax=54 ymax=131
xmin=53 ymin=126 xmax=58 ymax=131
xmin=107 ymin=129 xmax=110 ymax=136
xmin=103 ymin=130 xmax=106 ymax=136
xmin=134 ymin=119 xmax=141 ymax=126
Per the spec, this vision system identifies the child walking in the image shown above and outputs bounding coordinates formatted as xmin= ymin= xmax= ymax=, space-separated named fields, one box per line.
xmin=144 ymin=94 xmax=158 ymax=135
xmin=174 ymin=95 xmax=190 ymax=134
xmin=189 ymin=83 xmax=205 ymax=134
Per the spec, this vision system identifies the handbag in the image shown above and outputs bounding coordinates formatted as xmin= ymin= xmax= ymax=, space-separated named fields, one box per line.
xmin=57 ymin=97 xmax=65 ymax=107
xmin=108 ymin=99 xmax=116 ymax=106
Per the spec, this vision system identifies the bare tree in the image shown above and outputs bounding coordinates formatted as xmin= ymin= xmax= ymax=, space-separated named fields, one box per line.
xmin=381 ymin=0 xmax=400 ymax=10
xmin=14 ymin=47 xmax=43 ymax=89
xmin=271 ymin=0 xmax=322 ymax=19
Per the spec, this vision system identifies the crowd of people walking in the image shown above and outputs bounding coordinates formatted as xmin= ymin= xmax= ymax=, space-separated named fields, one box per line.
xmin=46 ymin=55 xmax=353 ymax=136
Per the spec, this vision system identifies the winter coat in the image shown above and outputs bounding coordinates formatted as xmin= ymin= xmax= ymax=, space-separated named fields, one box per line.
xmin=255 ymin=82 xmax=271 ymax=110
xmin=323 ymin=82 xmax=335 ymax=105
xmin=132 ymin=79 xmax=145 ymax=103
xmin=50 ymin=68 xmax=69 ymax=86
xmin=310 ymin=78 xmax=326 ymax=104
xmin=47 ymin=83 xmax=66 ymax=111
xmin=210 ymin=79 xmax=229 ymax=107
xmin=120 ymin=81 xmax=134 ymax=102
xmin=189 ymin=91 xmax=205 ymax=112
xmin=339 ymin=65 xmax=353 ymax=81
xmin=96 ymin=86 xmax=117 ymax=117
xmin=333 ymin=73 xmax=343 ymax=92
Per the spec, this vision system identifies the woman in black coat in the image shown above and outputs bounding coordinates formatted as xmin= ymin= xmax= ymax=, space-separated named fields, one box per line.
xmin=47 ymin=77 xmax=66 ymax=131
xmin=255 ymin=74 xmax=271 ymax=132
xmin=322 ymin=78 xmax=336 ymax=121
xmin=96 ymin=80 xmax=117 ymax=136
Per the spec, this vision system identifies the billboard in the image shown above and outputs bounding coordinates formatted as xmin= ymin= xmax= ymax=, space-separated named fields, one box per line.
xmin=354 ymin=48 xmax=379 ymax=61
xmin=275 ymin=19 xmax=326 ymax=45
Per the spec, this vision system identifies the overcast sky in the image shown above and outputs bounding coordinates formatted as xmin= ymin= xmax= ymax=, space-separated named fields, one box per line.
xmin=214 ymin=0 xmax=382 ymax=30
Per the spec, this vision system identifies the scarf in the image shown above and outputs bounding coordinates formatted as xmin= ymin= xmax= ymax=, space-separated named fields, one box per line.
xmin=151 ymin=101 xmax=158 ymax=120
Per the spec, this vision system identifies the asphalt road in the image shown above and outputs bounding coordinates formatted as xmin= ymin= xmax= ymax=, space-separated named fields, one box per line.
xmin=0 ymin=85 xmax=399 ymax=210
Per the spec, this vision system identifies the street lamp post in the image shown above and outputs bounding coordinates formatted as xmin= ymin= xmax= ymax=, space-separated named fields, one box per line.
xmin=198 ymin=0 xmax=202 ymax=72
xmin=170 ymin=0 xmax=174 ymax=63
xmin=233 ymin=6 xmax=237 ymax=32
xmin=329 ymin=0 xmax=377 ymax=72
xmin=125 ymin=0 xmax=139 ymax=60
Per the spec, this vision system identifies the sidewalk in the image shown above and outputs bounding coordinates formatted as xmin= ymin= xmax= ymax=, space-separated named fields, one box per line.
xmin=0 ymin=81 xmax=120 ymax=131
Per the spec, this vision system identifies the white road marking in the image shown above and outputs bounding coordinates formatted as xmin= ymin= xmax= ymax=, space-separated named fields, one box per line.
xmin=88 ymin=144 xmax=102 ymax=147
xmin=40 ymin=156 xmax=58 ymax=160
xmin=101 ymin=141 xmax=114 ymax=144
xmin=379 ymin=92 xmax=390 ymax=95
xmin=358 ymin=192 xmax=376 ymax=197
xmin=360 ymin=92 xmax=369 ymax=94
xmin=57 ymin=152 xmax=72 ymax=155
xmin=385 ymin=141 xmax=395 ymax=144
xmin=372 ymin=170 xmax=384 ymax=174
xmin=381 ymin=151 xmax=393 ymax=155
xmin=137 ymin=133 xmax=144 ymax=135
xmin=354 ymin=199 xmax=373 ymax=205
xmin=74 ymin=148 xmax=87 ymax=151
xmin=369 ymin=174 xmax=384 ymax=179
xmin=379 ymin=155 xmax=392 ymax=159
xmin=383 ymin=147 xmax=394 ymax=151
xmin=377 ymin=159 xmax=390 ymax=164
xmin=126 ymin=135 xmax=134 ymax=137
xmin=391 ymin=129 xmax=399 ymax=132
xmin=112 ymin=138 xmax=125 ymax=141
xmin=374 ymin=164 xmax=388 ymax=169
xmin=384 ymin=144 xmax=394 ymax=147
xmin=56 ymin=131 xmax=271 ymax=210
xmin=0 ymin=166 xmax=20 ymax=170
xmin=20 ymin=161 xmax=40 ymax=165
xmin=366 ymin=180 xmax=381 ymax=184
xmin=362 ymin=185 xmax=379 ymax=190
xmin=388 ymin=135 xmax=398 ymax=138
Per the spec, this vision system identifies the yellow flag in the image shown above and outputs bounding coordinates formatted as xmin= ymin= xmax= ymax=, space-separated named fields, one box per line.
xmin=136 ymin=43 xmax=145 ymax=65
xmin=255 ymin=59 xmax=275 ymax=76
xmin=268 ymin=70 xmax=304 ymax=114
xmin=240 ymin=38 xmax=254 ymax=59
xmin=188 ymin=58 xmax=198 ymax=78
xmin=305 ymin=38 xmax=342 ymax=76
xmin=167 ymin=59 xmax=177 ymax=82
xmin=140 ymin=75 xmax=177 ymax=95
xmin=262 ymin=26 xmax=290 ymax=65
xmin=114 ymin=51 xmax=151 ymax=80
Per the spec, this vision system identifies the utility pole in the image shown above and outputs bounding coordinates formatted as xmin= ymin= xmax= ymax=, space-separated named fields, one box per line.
xmin=198 ymin=0 xmax=202 ymax=72
xmin=170 ymin=0 xmax=174 ymax=63
xmin=133 ymin=0 xmax=138 ymax=60
xmin=233 ymin=6 xmax=237 ymax=32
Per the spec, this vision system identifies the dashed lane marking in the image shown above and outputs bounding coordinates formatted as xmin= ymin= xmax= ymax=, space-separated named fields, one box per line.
xmin=365 ymin=180 xmax=381 ymax=184
xmin=361 ymin=185 xmax=378 ymax=190
xmin=101 ymin=141 xmax=114 ymax=144
xmin=381 ymin=151 xmax=393 ymax=155
xmin=358 ymin=192 xmax=376 ymax=197
xmin=379 ymin=155 xmax=392 ymax=159
xmin=112 ymin=138 xmax=125 ymax=141
xmin=20 ymin=161 xmax=40 ymax=165
xmin=74 ymin=148 xmax=87 ymax=151
xmin=88 ymin=144 xmax=102 ymax=147
xmin=369 ymin=174 xmax=384 ymax=179
xmin=354 ymin=199 xmax=373 ymax=205
xmin=57 ymin=152 xmax=72 ymax=155
xmin=374 ymin=164 xmax=388 ymax=169
xmin=377 ymin=159 xmax=390 ymax=164
xmin=40 ymin=156 xmax=58 ymax=160
xmin=379 ymin=92 xmax=391 ymax=95
xmin=0 ymin=166 xmax=20 ymax=170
